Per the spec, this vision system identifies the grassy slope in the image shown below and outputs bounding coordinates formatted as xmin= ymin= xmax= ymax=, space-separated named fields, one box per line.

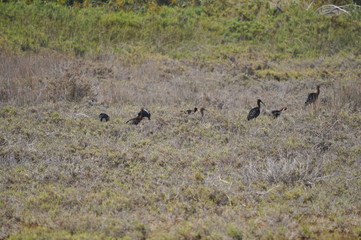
xmin=0 ymin=1 xmax=360 ymax=58
xmin=1 ymin=1 xmax=361 ymax=239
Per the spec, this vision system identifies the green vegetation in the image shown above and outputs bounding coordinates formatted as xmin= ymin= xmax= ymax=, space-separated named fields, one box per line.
xmin=1 ymin=0 xmax=361 ymax=239
xmin=0 ymin=0 xmax=360 ymax=58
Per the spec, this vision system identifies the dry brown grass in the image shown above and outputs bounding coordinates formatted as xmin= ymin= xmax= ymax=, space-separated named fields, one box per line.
xmin=0 ymin=52 xmax=93 ymax=105
xmin=0 ymin=51 xmax=361 ymax=239
xmin=1 ymin=51 xmax=360 ymax=109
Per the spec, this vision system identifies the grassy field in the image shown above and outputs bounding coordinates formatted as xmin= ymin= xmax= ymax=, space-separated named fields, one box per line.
xmin=1 ymin=1 xmax=361 ymax=239
xmin=1 ymin=1 xmax=360 ymax=59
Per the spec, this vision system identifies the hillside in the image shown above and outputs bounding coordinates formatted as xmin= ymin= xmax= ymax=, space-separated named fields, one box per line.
xmin=1 ymin=1 xmax=361 ymax=239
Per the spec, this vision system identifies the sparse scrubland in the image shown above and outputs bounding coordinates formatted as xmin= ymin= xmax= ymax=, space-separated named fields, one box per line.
xmin=1 ymin=0 xmax=361 ymax=239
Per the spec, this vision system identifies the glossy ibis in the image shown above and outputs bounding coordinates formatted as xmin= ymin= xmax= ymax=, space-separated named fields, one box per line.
xmin=99 ymin=113 xmax=110 ymax=122
xmin=138 ymin=108 xmax=151 ymax=120
xmin=126 ymin=108 xmax=151 ymax=125
xmin=271 ymin=107 xmax=287 ymax=118
xmin=126 ymin=115 xmax=142 ymax=125
xmin=183 ymin=107 xmax=198 ymax=114
xmin=305 ymin=85 xmax=320 ymax=106
xmin=247 ymin=99 xmax=265 ymax=121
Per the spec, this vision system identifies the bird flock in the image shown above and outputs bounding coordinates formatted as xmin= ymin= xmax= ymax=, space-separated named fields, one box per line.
xmin=99 ymin=85 xmax=321 ymax=124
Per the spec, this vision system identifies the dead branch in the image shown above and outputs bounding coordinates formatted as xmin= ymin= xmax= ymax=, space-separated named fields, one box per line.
xmin=315 ymin=4 xmax=361 ymax=15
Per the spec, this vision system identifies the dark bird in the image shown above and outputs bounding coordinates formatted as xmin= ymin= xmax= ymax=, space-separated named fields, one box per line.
xmin=305 ymin=85 xmax=320 ymax=106
xmin=126 ymin=115 xmax=143 ymax=125
xmin=184 ymin=107 xmax=198 ymax=114
xmin=99 ymin=113 xmax=110 ymax=122
xmin=126 ymin=108 xmax=151 ymax=125
xmin=247 ymin=99 xmax=265 ymax=121
xmin=271 ymin=107 xmax=287 ymax=118
xmin=138 ymin=108 xmax=151 ymax=120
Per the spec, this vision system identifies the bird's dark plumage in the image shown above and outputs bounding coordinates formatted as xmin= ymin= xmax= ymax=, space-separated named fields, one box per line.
xmin=126 ymin=116 xmax=142 ymax=125
xmin=305 ymin=85 xmax=320 ymax=106
xmin=185 ymin=107 xmax=198 ymax=114
xmin=99 ymin=113 xmax=110 ymax=122
xmin=271 ymin=107 xmax=287 ymax=118
xmin=138 ymin=108 xmax=151 ymax=120
xmin=247 ymin=99 xmax=265 ymax=121
xmin=126 ymin=108 xmax=151 ymax=125
xmin=271 ymin=111 xmax=281 ymax=118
